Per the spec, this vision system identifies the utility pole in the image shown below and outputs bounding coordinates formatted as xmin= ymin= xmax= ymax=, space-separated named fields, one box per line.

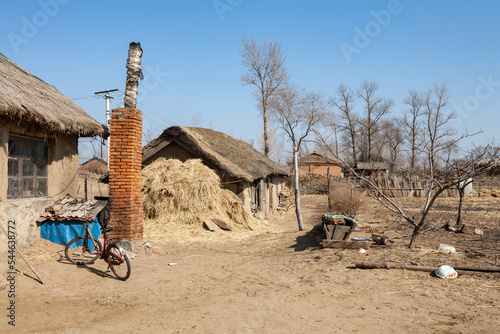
xmin=94 ymin=89 xmax=118 ymax=168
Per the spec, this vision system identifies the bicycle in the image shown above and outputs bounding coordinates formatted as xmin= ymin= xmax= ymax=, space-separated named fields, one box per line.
xmin=64 ymin=209 xmax=131 ymax=281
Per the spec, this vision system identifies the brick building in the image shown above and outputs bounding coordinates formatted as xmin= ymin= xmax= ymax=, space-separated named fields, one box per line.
xmin=81 ymin=157 xmax=107 ymax=174
xmin=292 ymin=152 xmax=343 ymax=177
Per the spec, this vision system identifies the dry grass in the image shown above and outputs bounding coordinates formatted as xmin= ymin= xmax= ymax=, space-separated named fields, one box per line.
xmin=471 ymin=188 xmax=500 ymax=197
xmin=328 ymin=179 xmax=364 ymax=218
xmin=141 ymin=158 xmax=275 ymax=242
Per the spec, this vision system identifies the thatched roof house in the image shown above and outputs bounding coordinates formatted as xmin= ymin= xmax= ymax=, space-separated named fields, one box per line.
xmin=0 ymin=52 xmax=105 ymax=251
xmin=143 ymin=126 xmax=288 ymax=216
xmin=0 ymin=53 xmax=105 ymax=137
xmin=355 ymin=161 xmax=390 ymax=175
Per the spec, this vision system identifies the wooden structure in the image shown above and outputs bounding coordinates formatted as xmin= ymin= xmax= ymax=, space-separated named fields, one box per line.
xmin=321 ymin=213 xmax=367 ymax=249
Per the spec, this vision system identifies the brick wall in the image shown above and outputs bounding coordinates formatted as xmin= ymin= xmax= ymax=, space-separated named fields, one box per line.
xmin=296 ymin=165 xmax=343 ymax=177
xmin=81 ymin=158 xmax=107 ymax=174
xmin=108 ymin=108 xmax=143 ymax=241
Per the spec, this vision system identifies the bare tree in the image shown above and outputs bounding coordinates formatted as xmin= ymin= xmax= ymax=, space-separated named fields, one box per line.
xmin=330 ymin=84 xmax=359 ymax=165
xmin=453 ymin=145 xmax=499 ymax=229
xmin=270 ymin=84 xmax=325 ymax=230
xmin=240 ymin=35 xmax=289 ymax=157
xmin=316 ymin=82 xmax=495 ymax=248
xmin=191 ymin=112 xmax=205 ymax=127
xmin=421 ymin=83 xmax=456 ymax=171
xmin=357 ymin=81 xmax=394 ymax=162
xmin=381 ymin=117 xmax=405 ymax=169
xmin=402 ymin=89 xmax=424 ymax=170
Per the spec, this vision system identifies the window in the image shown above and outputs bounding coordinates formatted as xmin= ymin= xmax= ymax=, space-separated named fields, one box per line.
xmin=8 ymin=134 xmax=49 ymax=198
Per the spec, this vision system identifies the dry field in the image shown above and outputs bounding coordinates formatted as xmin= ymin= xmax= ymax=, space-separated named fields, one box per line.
xmin=1 ymin=193 xmax=499 ymax=333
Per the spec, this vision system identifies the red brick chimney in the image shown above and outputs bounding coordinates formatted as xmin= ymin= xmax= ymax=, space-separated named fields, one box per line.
xmin=107 ymin=108 xmax=143 ymax=241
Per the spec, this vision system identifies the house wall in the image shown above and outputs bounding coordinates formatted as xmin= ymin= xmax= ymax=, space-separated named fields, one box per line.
xmin=269 ymin=175 xmax=286 ymax=213
xmin=297 ymin=164 xmax=343 ymax=177
xmin=0 ymin=122 xmax=7 ymax=204
xmin=0 ymin=197 xmax=54 ymax=256
xmin=0 ymin=121 xmax=80 ymax=254
xmin=48 ymin=134 xmax=79 ymax=201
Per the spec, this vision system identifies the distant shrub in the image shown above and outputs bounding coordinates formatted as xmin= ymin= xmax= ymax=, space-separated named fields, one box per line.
xmin=328 ymin=179 xmax=364 ymax=218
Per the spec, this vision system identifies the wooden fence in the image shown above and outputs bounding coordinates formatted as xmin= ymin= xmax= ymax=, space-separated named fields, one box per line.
xmin=77 ymin=171 xmax=109 ymax=200
xmin=352 ymin=174 xmax=500 ymax=198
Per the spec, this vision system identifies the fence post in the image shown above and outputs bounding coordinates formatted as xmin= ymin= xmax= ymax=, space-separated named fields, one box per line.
xmin=327 ymin=167 xmax=331 ymax=210
xmin=84 ymin=177 xmax=88 ymax=202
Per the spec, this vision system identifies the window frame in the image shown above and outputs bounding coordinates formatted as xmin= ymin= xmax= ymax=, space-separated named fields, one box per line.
xmin=7 ymin=134 xmax=49 ymax=199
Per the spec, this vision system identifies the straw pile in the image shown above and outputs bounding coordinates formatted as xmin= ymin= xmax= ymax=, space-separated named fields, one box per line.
xmin=142 ymin=158 xmax=267 ymax=241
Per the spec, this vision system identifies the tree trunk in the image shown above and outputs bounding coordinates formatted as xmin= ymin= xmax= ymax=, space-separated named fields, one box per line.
xmin=327 ymin=167 xmax=331 ymax=210
xmin=263 ymin=105 xmax=270 ymax=157
xmin=408 ymin=224 xmax=422 ymax=249
xmin=456 ymin=188 xmax=465 ymax=229
xmin=350 ymin=129 xmax=358 ymax=166
xmin=293 ymin=148 xmax=304 ymax=230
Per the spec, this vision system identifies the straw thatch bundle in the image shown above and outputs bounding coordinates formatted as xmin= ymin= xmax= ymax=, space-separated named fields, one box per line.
xmin=143 ymin=126 xmax=288 ymax=182
xmin=142 ymin=158 xmax=257 ymax=232
xmin=0 ymin=53 xmax=104 ymax=137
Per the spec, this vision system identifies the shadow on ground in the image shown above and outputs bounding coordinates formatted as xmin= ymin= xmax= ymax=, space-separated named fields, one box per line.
xmin=289 ymin=233 xmax=323 ymax=252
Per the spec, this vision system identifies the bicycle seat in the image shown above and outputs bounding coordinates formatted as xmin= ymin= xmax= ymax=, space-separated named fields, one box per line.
xmin=101 ymin=227 xmax=114 ymax=233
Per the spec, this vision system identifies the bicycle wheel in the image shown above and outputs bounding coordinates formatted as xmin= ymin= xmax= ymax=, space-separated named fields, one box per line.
xmin=107 ymin=244 xmax=131 ymax=281
xmin=65 ymin=236 xmax=102 ymax=265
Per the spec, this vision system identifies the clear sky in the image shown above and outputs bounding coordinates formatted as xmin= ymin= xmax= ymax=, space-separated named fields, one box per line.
xmin=1 ymin=0 xmax=499 ymax=161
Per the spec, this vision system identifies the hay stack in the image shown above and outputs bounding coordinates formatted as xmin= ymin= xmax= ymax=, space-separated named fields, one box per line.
xmin=142 ymin=158 xmax=257 ymax=237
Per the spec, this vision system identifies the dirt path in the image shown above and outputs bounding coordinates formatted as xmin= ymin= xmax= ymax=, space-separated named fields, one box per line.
xmin=1 ymin=195 xmax=499 ymax=333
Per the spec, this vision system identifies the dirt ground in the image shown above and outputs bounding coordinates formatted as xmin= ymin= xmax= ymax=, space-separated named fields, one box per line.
xmin=1 ymin=194 xmax=499 ymax=333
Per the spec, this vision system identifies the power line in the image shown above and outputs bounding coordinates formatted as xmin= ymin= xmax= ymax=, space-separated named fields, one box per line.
xmin=111 ymin=89 xmax=176 ymax=127
xmin=71 ymin=95 xmax=99 ymax=101
xmin=137 ymin=100 xmax=176 ymax=127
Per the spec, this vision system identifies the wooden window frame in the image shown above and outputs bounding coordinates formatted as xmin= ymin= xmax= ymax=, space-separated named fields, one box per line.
xmin=7 ymin=134 xmax=49 ymax=199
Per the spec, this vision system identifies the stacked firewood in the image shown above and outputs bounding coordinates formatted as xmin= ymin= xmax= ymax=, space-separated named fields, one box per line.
xmin=277 ymin=188 xmax=294 ymax=212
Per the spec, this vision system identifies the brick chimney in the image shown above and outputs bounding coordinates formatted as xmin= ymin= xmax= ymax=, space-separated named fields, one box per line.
xmin=107 ymin=108 xmax=143 ymax=241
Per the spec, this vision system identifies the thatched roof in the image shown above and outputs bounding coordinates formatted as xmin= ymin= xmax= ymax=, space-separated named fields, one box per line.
xmin=356 ymin=161 xmax=390 ymax=170
xmin=0 ymin=53 xmax=105 ymax=137
xmin=296 ymin=152 xmax=342 ymax=166
xmin=143 ymin=126 xmax=288 ymax=182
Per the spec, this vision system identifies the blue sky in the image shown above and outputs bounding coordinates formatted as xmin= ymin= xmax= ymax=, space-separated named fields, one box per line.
xmin=1 ymin=0 xmax=499 ymax=161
